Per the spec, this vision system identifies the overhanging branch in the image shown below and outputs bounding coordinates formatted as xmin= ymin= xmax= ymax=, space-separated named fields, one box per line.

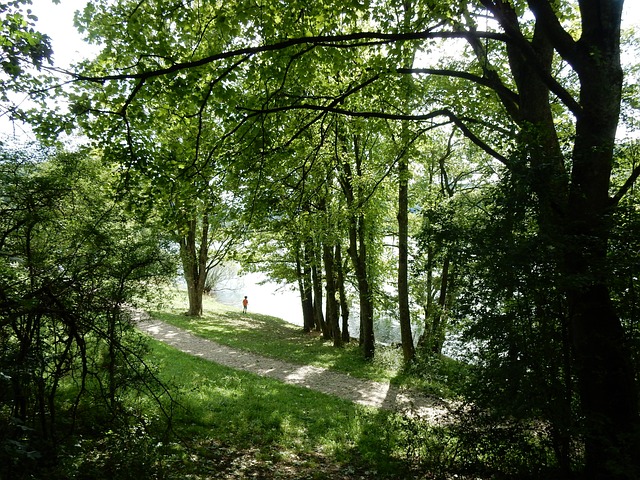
xmin=71 ymin=30 xmax=507 ymax=84
xmin=396 ymin=66 xmax=520 ymax=107
xmin=239 ymin=102 xmax=510 ymax=164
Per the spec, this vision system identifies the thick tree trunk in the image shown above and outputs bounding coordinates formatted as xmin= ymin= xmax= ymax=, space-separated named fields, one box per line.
xmin=492 ymin=2 xmax=639 ymax=476
xmin=185 ymin=282 xmax=203 ymax=316
xmin=565 ymin=44 xmax=640 ymax=477
xmin=179 ymin=215 xmax=209 ymax=317
xmin=566 ymin=284 xmax=638 ymax=479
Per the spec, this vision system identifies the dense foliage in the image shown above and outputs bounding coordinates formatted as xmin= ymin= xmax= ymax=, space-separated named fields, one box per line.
xmin=0 ymin=144 xmax=176 ymax=478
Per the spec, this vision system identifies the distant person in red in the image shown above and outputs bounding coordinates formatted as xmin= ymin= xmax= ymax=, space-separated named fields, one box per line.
xmin=242 ymin=296 xmax=248 ymax=314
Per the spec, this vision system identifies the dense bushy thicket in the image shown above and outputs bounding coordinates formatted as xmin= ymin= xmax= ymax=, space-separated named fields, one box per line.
xmin=0 ymin=145 xmax=177 ymax=479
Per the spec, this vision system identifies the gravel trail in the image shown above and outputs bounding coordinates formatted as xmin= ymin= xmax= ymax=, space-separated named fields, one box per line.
xmin=137 ymin=316 xmax=451 ymax=422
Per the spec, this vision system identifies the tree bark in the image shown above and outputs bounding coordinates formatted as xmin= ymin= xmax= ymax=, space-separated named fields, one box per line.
xmin=311 ymin=242 xmax=327 ymax=336
xmin=350 ymin=210 xmax=375 ymax=358
xmin=396 ymin=1 xmax=417 ymax=364
xmin=430 ymin=255 xmax=449 ymax=355
xmin=482 ymin=1 xmax=639 ymax=476
xmin=564 ymin=20 xmax=640 ymax=475
xmin=179 ymin=214 xmax=210 ymax=317
xmin=349 ymin=136 xmax=375 ymax=359
xmin=417 ymin=243 xmax=434 ymax=351
xmin=296 ymin=240 xmax=315 ymax=332
xmin=337 ymin=133 xmax=375 ymax=359
xmin=323 ymin=242 xmax=342 ymax=347
xmin=397 ymin=152 xmax=415 ymax=363
xmin=335 ymin=242 xmax=351 ymax=342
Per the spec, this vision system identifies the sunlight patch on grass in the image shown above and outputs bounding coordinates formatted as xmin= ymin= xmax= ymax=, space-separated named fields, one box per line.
xmin=144 ymin=338 xmax=419 ymax=478
xmin=151 ymin=289 xmax=467 ymax=395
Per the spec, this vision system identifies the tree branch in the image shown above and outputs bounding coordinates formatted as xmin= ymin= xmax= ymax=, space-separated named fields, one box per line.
xmin=71 ymin=30 xmax=507 ymax=83
xmin=396 ymin=67 xmax=520 ymax=107
xmin=611 ymin=163 xmax=640 ymax=207
xmin=479 ymin=0 xmax=583 ymax=116
xmin=239 ymin=102 xmax=510 ymax=164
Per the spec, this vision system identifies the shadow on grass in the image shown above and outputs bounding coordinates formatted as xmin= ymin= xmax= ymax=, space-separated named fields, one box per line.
xmin=150 ymin=307 xmax=405 ymax=384
xmin=150 ymin=340 xmax=413 ymax=479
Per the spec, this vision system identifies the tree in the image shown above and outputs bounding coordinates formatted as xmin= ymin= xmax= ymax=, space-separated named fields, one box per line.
xmin=335 ymin=126 xmax=381 ymax=359
xmin=460 ymin=2 xmax=638 ymax=476
xmin=0 ymin=0 xmax=52 ymax=125
xmin=390 ymin=0 xmax=430 ymax=365
xmin=42 ymin=0 xmax=640 ymax=475
xmin=119 ymin=135 xmax=240 ymax=318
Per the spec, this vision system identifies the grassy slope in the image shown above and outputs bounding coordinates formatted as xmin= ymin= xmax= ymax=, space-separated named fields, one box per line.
xmin=130 ymin=290 xmax=463 ymax=478
xmin=150 ymin=289 xmax=464 ymax=396
xmin=147 ymin=341 xmax=417 ymax=479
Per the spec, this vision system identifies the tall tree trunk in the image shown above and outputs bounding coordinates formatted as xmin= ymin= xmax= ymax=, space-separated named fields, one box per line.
xmin=397 ymin=153 xmax=415 ymax=363
xmin=417 ymin=244 xmax=434 ymax=351
xmin=396 ymin=0 xmax=416 ymax=365
xmin=107 ymin=308 xmax=117 ymax=409
xmin=311 ymin=242 xmax=327 ymax=335
xmin=565 ymin=28 xmax=640 ymax=476
xmin=335 ymin=242 xmax=351 ymax=342
xmin=323 ymin=242 xmax=342 ymax=347
xmin=337 ymin=132 xmax=375 ymax=359
xmin=296 ymin=240 xmax=315 ymax=333
xmin=485 ymin=2 xmax=639 ymax=476
xmin=351 ymin=211 xmax=375 ymax=359
xmin=430 ymin=256 xmax=449 ymax=355
xmin=495 ymin=11 xmax=577 ymax=476
xmin=179 ymin=214 xmax=209 ymax=317
xmin=351 ymin=135 xmax=375 ymax=359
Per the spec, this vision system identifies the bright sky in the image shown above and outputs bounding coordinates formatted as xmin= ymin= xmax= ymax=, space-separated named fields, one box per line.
xmin=30 ymin=0 xmax=96 ymax=68
xmin=31 ymin=0 xmax=640 ymax=70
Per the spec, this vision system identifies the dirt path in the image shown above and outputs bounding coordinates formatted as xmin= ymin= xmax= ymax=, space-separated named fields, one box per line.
xmin=137 ymin=316 xmax=451 ymax=422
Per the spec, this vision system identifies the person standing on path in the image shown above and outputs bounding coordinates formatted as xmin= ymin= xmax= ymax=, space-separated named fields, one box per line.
xmin=242 ymin=296 xmax=248 ymax=314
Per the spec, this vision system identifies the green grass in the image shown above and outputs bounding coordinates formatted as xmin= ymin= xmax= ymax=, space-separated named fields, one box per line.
xmin=46 ymin=289 xmax=467 ymax=479
xmin=149 ymin=288 xmax=467 ymax=397
xmin=51 ymin=336 xmax=424 ymax=479
xmin=150 ymin=289 xmax=406 ymax=384
xmin=144 ymin=339 xmax=421 ymax=479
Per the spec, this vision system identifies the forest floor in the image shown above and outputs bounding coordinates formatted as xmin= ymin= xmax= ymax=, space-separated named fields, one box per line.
xmin=136 ymin=314 xmax=452 ymax=423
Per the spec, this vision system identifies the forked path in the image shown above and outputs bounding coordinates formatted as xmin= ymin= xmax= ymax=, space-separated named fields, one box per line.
xmin=137 ymin=316 xmax=451 ymax=422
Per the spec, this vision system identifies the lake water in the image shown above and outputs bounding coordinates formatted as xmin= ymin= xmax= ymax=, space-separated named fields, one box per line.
xmin=212 ymin=271 xmax=423 ymax=345
xmin=213 ymin=272 xmax=305 ymax=326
